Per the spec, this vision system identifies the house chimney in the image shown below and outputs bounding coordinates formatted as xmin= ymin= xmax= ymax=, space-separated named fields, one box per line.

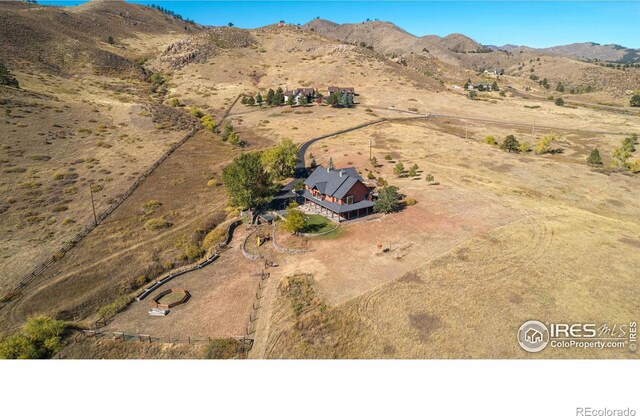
xmin=339 ymin=169 xmax=344 ymax=177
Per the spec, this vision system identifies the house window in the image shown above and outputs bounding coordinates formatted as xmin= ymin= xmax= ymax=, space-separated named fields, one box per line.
xmin=345 ymin=195 xmax=354 ymax=205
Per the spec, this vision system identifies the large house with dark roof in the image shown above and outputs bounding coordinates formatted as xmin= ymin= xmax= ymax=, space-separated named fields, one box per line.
xmin=283 ymin=87 xmax=316 ymax=104
xmin=302 ymin=165 xmax=374 ymax=221
xmin=327 ymin=86 xmax=355 ymax=96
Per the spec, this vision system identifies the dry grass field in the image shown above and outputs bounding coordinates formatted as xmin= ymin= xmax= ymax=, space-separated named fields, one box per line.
xmin=1 ymin=3 xmax=638 ymax=359
xmin=256 ymin=115 xmax=640 ymax=359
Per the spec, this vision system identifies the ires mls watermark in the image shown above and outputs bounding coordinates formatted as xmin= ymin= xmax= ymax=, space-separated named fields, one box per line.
xmin=517 ymin=320 xmax=637 ymax=353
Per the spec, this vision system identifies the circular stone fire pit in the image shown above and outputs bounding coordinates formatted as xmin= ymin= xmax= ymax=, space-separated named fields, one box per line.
xmin=152 ymin=288 xmax=191 ymax=309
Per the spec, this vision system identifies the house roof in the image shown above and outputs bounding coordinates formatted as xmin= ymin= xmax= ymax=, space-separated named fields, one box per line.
xmin=296 ymin=88 xmax=315 ymax=95
xmin=328 ymin=86 xmax=355 ymax=94
xmin=304 ymin=166 xmax=364 ymax=199
xmin=284 ymin=88 xmax=315 ymax=97
xmin=302 ymin=190 xmax=374 ymax=214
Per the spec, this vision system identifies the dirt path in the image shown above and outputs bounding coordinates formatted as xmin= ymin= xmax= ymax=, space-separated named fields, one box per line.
xmin=368 ymin=105 xmax=632 ymax=136
xmin=505 ymin=86 xmax=638 ymax=115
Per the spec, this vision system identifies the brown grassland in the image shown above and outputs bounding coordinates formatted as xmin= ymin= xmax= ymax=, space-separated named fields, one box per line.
xmin=0 ymin=2 xmax=638 ymax=358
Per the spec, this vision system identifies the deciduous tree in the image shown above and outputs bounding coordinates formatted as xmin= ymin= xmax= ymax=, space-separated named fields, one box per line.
xmin=261 ymin=138 xmax=298 ymax=179
xmin=222 ymin=152 xmax=276 ymax=209
xmin=281 ymin=202 xmax=306 ymax=234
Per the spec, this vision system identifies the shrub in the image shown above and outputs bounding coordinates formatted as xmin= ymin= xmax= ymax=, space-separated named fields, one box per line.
xmin=206 ymin=338 xmax=246 ymax=359
xmin=144 ymin=217 xmax=172 ymax=230
xmin=555 ymin=98 xmax=565 ymax=106
xmin=622 ymin=134 xmax=637 ymax=153
xmin=200 ymin=114 xmax=216 ymax=132
xmin=228 ymin=131 xmax=240 ymax=146
xmin=485 ymin=136 xmax=497 ymax=146
xmin=142 ymin=200 xmax=162 ymax=211
xmin=404 ymin=197 xmax=417 ymax=206
xmin=189 ymin=107 xmax=204 ymax=118
xmin=535 ymin=134 xmax=559 ymax=155
xmin=169 ymin=97 xmax=180 ymax=107
xmin=207 ymin=178 xmax=220 ymax=187
xmin=0 ymin=316 xmax=66 ymax=359
xmin=519 ymin=142 xmax=530 ymax=153
xmin=203 ymin=227 xmax=226 ymax=249
xmin=384 ymin=154 xmax=392 ymax=161
xmin=97 ymin=295 xmax=134 ymax=320
xmin=180 ymin=242 xmax=205 ymax=261
xmin=367 ymin=172 xmax=376 ymax=180
xmin=630 ymin=94 xmax=640 ymax=107
xmin=64 ymin=186 xmax=78 ymax=195
xmin=630 ymin=159 xmax=640 ymax=173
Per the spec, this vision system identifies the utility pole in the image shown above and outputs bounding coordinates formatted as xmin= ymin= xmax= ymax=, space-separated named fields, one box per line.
xmin=89 ymin=185 xmax=97 ymax=226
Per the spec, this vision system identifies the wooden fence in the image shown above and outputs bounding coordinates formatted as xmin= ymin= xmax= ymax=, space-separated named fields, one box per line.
xmin=53 ymin=329 xmax=253 ymax=358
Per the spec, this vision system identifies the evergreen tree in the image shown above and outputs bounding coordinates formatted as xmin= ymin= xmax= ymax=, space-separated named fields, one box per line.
xmin=326 ymin=92 xmax=340 ymax=107
xmin=255 ymin=92 xmax=263 ymax=106
xmin=408 ymin=163 xmax=419 ymax=177
xmin=586 ymin=148 xmax=602 ymax=165
xmin=266 ymin=89 xmax=275 ymax=106
xmin=631 ymin=94 xmax=640 ymax=107
xmin=501 ymin=135 xmax=521 ymax=153
xmin=491 ymin=81 xmax=499 ymax=91
xmin=0 ymin=62 xmax=19 ymax=88
xmin=374 ymin=186 xmax=401 ymax=214
xmin=394 ymin=162 xmax=405 ymax=176
xmin=275 ymin=87 xmax=284 ymax=106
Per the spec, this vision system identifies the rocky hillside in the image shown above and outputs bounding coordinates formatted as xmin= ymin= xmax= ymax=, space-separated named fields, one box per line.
xmin=303 ymin=19 xmax=484 ymax=66
xmin=540 ymin=43 xmax=640 ymax=64
xmin=492 ymin=42 xmax=640 ymax=64
xmin=0 ymin=0 xmax=200 ymax=76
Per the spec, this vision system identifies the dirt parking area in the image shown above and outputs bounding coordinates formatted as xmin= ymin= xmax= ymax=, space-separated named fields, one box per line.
xmin=108 ymin=243 xmax=258 ymax=339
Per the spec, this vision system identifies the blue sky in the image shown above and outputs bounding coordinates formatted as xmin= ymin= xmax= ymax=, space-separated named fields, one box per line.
xmin=40 ymin=1 xmax=640 ymax=48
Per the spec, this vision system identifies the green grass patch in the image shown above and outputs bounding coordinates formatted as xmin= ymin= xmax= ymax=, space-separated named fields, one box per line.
xmin=301 ymin=214 xmax=336 ymax=234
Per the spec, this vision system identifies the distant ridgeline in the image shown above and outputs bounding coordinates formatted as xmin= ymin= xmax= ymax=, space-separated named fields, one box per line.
xmin=150 ymin=3 xmax=195 ymax=25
